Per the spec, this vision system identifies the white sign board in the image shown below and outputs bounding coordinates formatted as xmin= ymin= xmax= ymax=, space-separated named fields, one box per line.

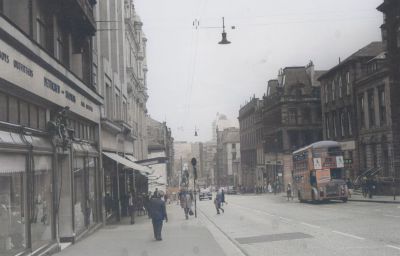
xmin=313 ymin=158 xmax=322 ymax=170
xmin=336 ymin=156 xmax=344 ymax=168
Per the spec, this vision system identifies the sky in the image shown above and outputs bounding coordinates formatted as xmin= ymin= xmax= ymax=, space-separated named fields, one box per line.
xmin=134 ymin=0 xmax=383 ymax=142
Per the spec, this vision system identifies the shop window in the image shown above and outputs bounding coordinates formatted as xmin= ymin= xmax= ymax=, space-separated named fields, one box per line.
xmin=38 ymin=107 xmax=46 ymax=130
xmin=31 ymin=155 xmax=52 ymax=251
xmin=0 ymin=153 xmax=26 ymax=255
xmin=73 ymin=157 xmax=86 ymax=234
xmin=8 ymin=96 xmax=19 ymax=124
xmin=0 ymin=92 xmax=7 ymax=121
xmin=29 ymin=105 xmax=38 ymax=129
xmin=19 ymin=101 xmax=29 ymax=127
xmin=87 ymin=158 xmax=97 ymax=225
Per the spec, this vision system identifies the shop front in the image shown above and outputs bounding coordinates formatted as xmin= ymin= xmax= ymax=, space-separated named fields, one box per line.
xmin=102 ymin=152 xmax=150 ymax=222
xmin=0 ymin=130 xmax=55 ymax=256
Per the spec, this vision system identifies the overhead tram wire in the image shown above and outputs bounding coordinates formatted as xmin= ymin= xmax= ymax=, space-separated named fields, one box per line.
xmin=179 ymin=0 xmax=207 ymax=137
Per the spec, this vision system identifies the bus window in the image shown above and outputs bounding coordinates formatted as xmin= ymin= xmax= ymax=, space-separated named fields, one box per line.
xmin=310 ymin=171 xmax=317 ymax=186
xmin=331 ymin=168 xmax=343 ymax=179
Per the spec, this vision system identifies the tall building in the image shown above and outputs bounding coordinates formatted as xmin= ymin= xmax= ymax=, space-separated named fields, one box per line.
xmin=263 ymin=62 xmax=324 ymax=189
xmin=378 ymin=0 xmax=400 ymax=181
xmin=215 ymin=127 xmax=240 ymax=187
xmin=0 ymin=0 xmax=102 ymax=254
xmin=238 ymin=98 xmax=261 ymax=191
xmin=95 ymin=0 xmax=150 ymax=223
xmin=319 ymin=42 xmax=383 ymax=179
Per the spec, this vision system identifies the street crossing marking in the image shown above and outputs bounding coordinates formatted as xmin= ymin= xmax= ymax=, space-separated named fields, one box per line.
xmin=300 ymin=222 xmax=320 ymax=229
xmin=332 ymin=230 xmax=365 ymax=240
xmin=383 ymin=214 xmax=400 ymax=218
xmin=386 ymin=245 xmax=400 ymax=251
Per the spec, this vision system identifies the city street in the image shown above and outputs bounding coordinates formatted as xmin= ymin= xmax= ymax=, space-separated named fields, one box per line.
xmin=55 ymin=194 xmax=400 ymax=256
xmin=198 ymin=194 xmax=400 ymax=256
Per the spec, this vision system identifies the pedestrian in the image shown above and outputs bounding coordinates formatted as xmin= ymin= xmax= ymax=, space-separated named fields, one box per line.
xmin=128 ymin=192 xmax=135 ymax=224
xmin=148 ymin=193 xmax=168 ymax=241
xmin=180 ymin=189 xmax=193 ymax=220
xmin=214 ymin=191 xmax=224 ymax=214
xmin=286 ymin=183 xmax=293 ymax=201
xmin=221 ymin=189 xmax=225 ymax=206
xmin=268 ymin=183 xmax=272 ymax=193
xmin=346 ymin=178 xmax=353 ymax=198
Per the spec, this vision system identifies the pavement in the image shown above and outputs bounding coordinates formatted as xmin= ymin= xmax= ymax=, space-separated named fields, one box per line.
xmin=55 ymin=202 xmax=231 ymax=256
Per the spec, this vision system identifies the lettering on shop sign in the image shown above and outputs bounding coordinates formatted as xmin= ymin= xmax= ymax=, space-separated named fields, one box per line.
xmin=65 ymin=91 xmax=76 ymax=103
xmin=44 ymin=77 xmax=61 ymax=94
xmin=13 ymin=60 xmax=33 ymax=77
xmin=0 ymin=50 xmax=9 ymax=63
xmin=81 ymin=101 xmax=93 ymax=112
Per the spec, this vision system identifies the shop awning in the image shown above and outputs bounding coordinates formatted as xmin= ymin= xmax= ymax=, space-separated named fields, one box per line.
xmin=102 ymin=152 xmax=151 ymax=176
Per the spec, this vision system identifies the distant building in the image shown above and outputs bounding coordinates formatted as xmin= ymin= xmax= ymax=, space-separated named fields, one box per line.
xmin=238 ymin=98 xmax=262 ymax=191
xmin=215 ymin=127 xmax=240 ymax=187
xmin=147 ymin=117 xmax=174 ymax=190
xmin=263 ymin=61 xmax=324 ymax=189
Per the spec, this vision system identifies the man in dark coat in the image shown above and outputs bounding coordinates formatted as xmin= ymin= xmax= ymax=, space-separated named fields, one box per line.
xmin=148 ymin=193 xmax=168 ymax=241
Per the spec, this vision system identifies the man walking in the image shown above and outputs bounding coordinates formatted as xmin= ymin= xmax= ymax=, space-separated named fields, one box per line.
xmin=214 ymin=191 xmax=224 ymax=214
xmin=148 ymin=193 xmax=168 ymax=241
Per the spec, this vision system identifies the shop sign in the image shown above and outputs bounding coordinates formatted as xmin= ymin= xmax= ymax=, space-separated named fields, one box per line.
xmin=0 ymin=39 xmax=99 ymax=122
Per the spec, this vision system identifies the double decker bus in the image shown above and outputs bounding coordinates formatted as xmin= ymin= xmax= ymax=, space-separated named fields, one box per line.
xmin=292 ymin=141 xmax=348 ymax=203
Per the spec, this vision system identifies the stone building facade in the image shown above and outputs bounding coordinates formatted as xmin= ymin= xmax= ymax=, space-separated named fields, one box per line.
xmin=238 ymin=98 xmax=261 ymax=191
xmin=0 ymin=0 xmax=102 ymax=254
xmin=378 ymin=0 xmax=400 ymax=180
xmin=319 ymin=42 xmax=383 ymax=180
xmin=263 ymin=62 xmax=324 ymax=189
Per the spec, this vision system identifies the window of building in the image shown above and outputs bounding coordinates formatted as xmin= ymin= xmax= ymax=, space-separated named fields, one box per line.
xmin=0 ymin=91 xmax=7 ymax=121
xmin=232 ymin=152 xmax=237 ymax=160
xmin=359 ymin=95 xmax=365 ymax=128
xmin=232 ymin=143 xmax=236 ymax=149
xmin=333 ymin=111 xmax=337 ymax=137
xmin=332 ymin=81 xmax=336 ymax=101
xmin=105 ymin=83 xmax=113 ymax=118
xmin=19 ymin=101 xmax=29 ymax=126
xmin=325 ymin=84 xmax=329 ymax=103
xmin=288 ymin=108 xmax=297 ymax=124
xmin=340 ymin=111 xmax=345 ymax=137
xmin=379 ymin=87 xmax=386 ymax=126
xmin=92 ymin=64 xmax=97 ymax=89
xmin=325 ymin=113 xmax=330 ymax=139
xmin=115 ymin=93 xmax=121 ymax=120
xmin=338 ymin=76 xmax=343 ymax=98
xmin=347 ymin=110 xmax=353 ymax=136
xmin=346 ymin=72 xmax=351 ymax=95
xmin=30 ymin=105 xmax=38 ymax=129
xmin=56 ymin=28 xmax=69 ymax=66
xmin=368 ymin=90 xmax=375 ymax=127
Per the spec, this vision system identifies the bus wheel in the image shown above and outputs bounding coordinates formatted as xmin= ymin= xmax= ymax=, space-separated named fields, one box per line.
xmin=341 ymin=197 xmax=348 ymax=203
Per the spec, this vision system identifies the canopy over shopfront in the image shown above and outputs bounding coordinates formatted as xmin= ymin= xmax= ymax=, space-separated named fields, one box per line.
xmin=102 ymin=152 xmax=152 ymax=175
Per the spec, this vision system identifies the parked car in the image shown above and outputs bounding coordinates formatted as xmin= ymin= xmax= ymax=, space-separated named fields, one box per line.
xmin=199 ymin=189 xmax=212 ymax=200
xmin=227 ymin=186 xmax=237 ymax=195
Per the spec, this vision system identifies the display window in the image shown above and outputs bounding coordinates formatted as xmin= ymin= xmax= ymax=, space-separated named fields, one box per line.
xmin=0 ymin=154 xmax=26 ymax=256
xmin=30 ymin=155 xmax=53 ymax=251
